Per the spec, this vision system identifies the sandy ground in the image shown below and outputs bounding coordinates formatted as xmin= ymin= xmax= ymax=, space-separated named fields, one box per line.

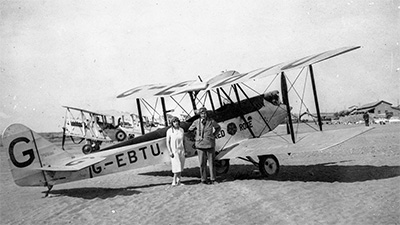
xmin=1 ymin=124 xmax=399 ymax=225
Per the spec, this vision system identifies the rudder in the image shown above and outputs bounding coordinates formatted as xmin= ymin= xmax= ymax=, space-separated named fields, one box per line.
xmin=2 ymin=124 xmax=70 ymax=187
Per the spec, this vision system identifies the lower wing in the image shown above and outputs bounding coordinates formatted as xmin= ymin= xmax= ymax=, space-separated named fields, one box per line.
xmin=218 ymin=126 xmax=374 ymax=160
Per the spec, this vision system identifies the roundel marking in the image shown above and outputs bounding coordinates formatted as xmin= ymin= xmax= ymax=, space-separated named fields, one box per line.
xmin=227 ymin=123 xmax=237 ymax=136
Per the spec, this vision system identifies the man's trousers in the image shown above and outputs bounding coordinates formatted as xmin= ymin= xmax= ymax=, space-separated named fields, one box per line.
xmin=197 ymin=148 xmax=216 ymax=182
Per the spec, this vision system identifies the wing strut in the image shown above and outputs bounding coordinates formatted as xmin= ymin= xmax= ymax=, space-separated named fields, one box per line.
xmin=136 ymin=98 xmax=145 ymax=135
xmin=208 ymin=90 xmax=215 ymax=111
xmin=220 ymin=86 xmax=256 ymax=138
xmin=188 ymin=91 xmax=197 ymax=112
xmin=309 ymin=65 xmax=323 ymax=131
xmin=233 ymin=84 xmax=242 ymax=108
xmin=281 ymin=72 xmax=295 ymax=143
xmin=160 ymin=97 xmax=169 ymax=127
xmin=61 ymin=109 xmax=68 ymax=150
xmin=61 ymin=127 xmax=66 ymax=150
xmin=217 ymin=89 xmax=223 ymax=107
xmin=80 ymin=110 xmax=86 ymax=137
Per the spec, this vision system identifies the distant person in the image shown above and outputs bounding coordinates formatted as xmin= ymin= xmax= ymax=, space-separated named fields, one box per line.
xmin=166 ymin=116 xmax=186 ymax=186
xmin=264 ymin=90 xmax=280 ymax=105
xmin=95 ymin=117 xmax=105 ymax=131
xmin=188 ymin=107 xmax=221 ymax=185
xmin=363 ymin=112 xmax=369 ymax=126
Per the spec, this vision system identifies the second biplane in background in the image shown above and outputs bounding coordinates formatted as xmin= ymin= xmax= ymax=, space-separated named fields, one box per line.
xmin=62 ymin=106 xmax=139 ymax=154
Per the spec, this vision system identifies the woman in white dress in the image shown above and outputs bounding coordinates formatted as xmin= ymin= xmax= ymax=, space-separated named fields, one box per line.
xmin=166 ymin=117 xmax=186 ymax=186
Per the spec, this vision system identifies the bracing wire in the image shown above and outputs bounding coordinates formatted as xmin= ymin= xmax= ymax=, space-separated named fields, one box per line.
xmin=263 ymin=73 xmax=280 ymax=94
xmin=295 ymin=70 xmax=309 ymax=133
xmin=285 ymin=69 xmax=319 ymax=132
xmin=170 ymin=96 xmax=191 ymax=117
xmin=195 ymin=91 xmax=208 ymax=108
xmin=238 ymin=82 xmax=292 ymax=143
xmin=173 ymin=92 xmax=188 ymax=111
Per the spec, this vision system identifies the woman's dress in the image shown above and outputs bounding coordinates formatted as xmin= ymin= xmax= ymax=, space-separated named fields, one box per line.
xmin=166 ymin=127 xmax=185 ymax=173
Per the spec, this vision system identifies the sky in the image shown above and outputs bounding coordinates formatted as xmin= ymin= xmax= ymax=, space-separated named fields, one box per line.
xmin=1 ymin=0 xmax=399 ymax=132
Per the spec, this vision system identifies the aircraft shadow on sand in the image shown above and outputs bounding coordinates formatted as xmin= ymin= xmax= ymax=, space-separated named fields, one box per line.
xmin=44 ymin=187 xmax=141 ymax=199
xmin=140 ymin=161 xmax=400 ymax=183
xmin=43 ymin=162 xmax=400 ymax=199
xmin=44 ymin=182 xmax=173 ymax=199
xmin=45 ymin=179 xmax=204 ymax=199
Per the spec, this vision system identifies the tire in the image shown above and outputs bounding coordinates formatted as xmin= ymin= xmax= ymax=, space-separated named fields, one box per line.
xmin=258 ymin=155 xmax=280 ymax=177
xmin=82 ymin=144 xmax=93 ymax=155
xmin=115 ymin=130 xmax=127 ymax=141
xmin=215 ymin=159 xmax=230 ymax=175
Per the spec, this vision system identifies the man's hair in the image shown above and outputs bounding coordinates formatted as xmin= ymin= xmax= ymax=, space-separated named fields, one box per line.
xmin=198 ymin=107 xmax=207 ymax=114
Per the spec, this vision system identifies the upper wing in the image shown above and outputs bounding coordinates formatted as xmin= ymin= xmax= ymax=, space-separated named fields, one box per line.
xmin=207 ymin=46 xmax=360 ymax=89
xmin=117 ymin=80 xmax=207 ymax=98
xmin=63 ymin=106 xmax=110 ymax=116
xmin=117 ymin=46 xmax=360 ymax=99
xmin=217 ymin=126 xmax=373 ymax=160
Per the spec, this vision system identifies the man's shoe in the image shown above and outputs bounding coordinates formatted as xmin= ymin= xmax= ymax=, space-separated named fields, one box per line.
xmin=210 ymin=180 xmax=219 ymax=185
xmin=200 ymin=180 xmax=209 ymax=185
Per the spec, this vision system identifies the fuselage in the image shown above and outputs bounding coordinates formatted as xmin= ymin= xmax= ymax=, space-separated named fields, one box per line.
xmin=46 ymin=94 xmax=288 ymax=186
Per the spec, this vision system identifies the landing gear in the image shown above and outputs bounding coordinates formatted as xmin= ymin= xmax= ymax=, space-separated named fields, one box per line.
xmin=236 ymin=154 xmax=280 ymax=178
xmin=82 ymin=144 xmax=93 ymax=154
xmin=258 ymin=155 xmax=280 ymax=177
xmin=215 ymin=159 xmax=230 ymax=175
xmin=82 ymin=140 xmax=101 ymax=154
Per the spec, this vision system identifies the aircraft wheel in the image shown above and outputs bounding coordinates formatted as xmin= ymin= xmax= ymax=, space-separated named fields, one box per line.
xmin=115 ymin=130 xmax=127 ymax=141
xmin=215 ymin=159 xmax=230 ymax=175
xmin=258 ymin=155 xmax=280 ymax=177
xmin=82 ymin=144 xmax=93 ymax=155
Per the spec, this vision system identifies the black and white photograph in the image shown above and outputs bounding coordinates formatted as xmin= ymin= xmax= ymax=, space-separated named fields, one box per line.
xmin=1 ymin=0 xmax=399 ymax=224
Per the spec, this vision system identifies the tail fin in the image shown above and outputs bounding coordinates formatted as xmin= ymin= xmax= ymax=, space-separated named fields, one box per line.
xmin=2 ymin=124 xmax=71 ymax=187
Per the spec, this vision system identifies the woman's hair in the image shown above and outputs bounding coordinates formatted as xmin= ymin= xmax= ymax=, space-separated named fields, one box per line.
xmin=170 ymin=116 xmax=180 ymax=124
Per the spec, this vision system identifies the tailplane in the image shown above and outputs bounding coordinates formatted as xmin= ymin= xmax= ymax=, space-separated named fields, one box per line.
xmin=2 ymin=124 xmax=72 ymax=187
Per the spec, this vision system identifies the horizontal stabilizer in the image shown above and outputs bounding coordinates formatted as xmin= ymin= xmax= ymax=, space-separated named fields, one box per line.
xmin=37 ymin=155 xmax=107 ymax=172
xmin=218 ymin=126 xmax=373 ymax=160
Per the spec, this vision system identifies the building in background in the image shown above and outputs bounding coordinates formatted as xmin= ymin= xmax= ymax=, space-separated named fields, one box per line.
xmin=351 ymin=100 xmax=400 ymax=118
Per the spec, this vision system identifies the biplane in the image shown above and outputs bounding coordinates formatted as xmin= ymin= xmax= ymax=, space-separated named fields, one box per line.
xmin=2 ymin=46 xmax=373 ymax=196
xmin=62 ymin=106 xmax=138 ymax=154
